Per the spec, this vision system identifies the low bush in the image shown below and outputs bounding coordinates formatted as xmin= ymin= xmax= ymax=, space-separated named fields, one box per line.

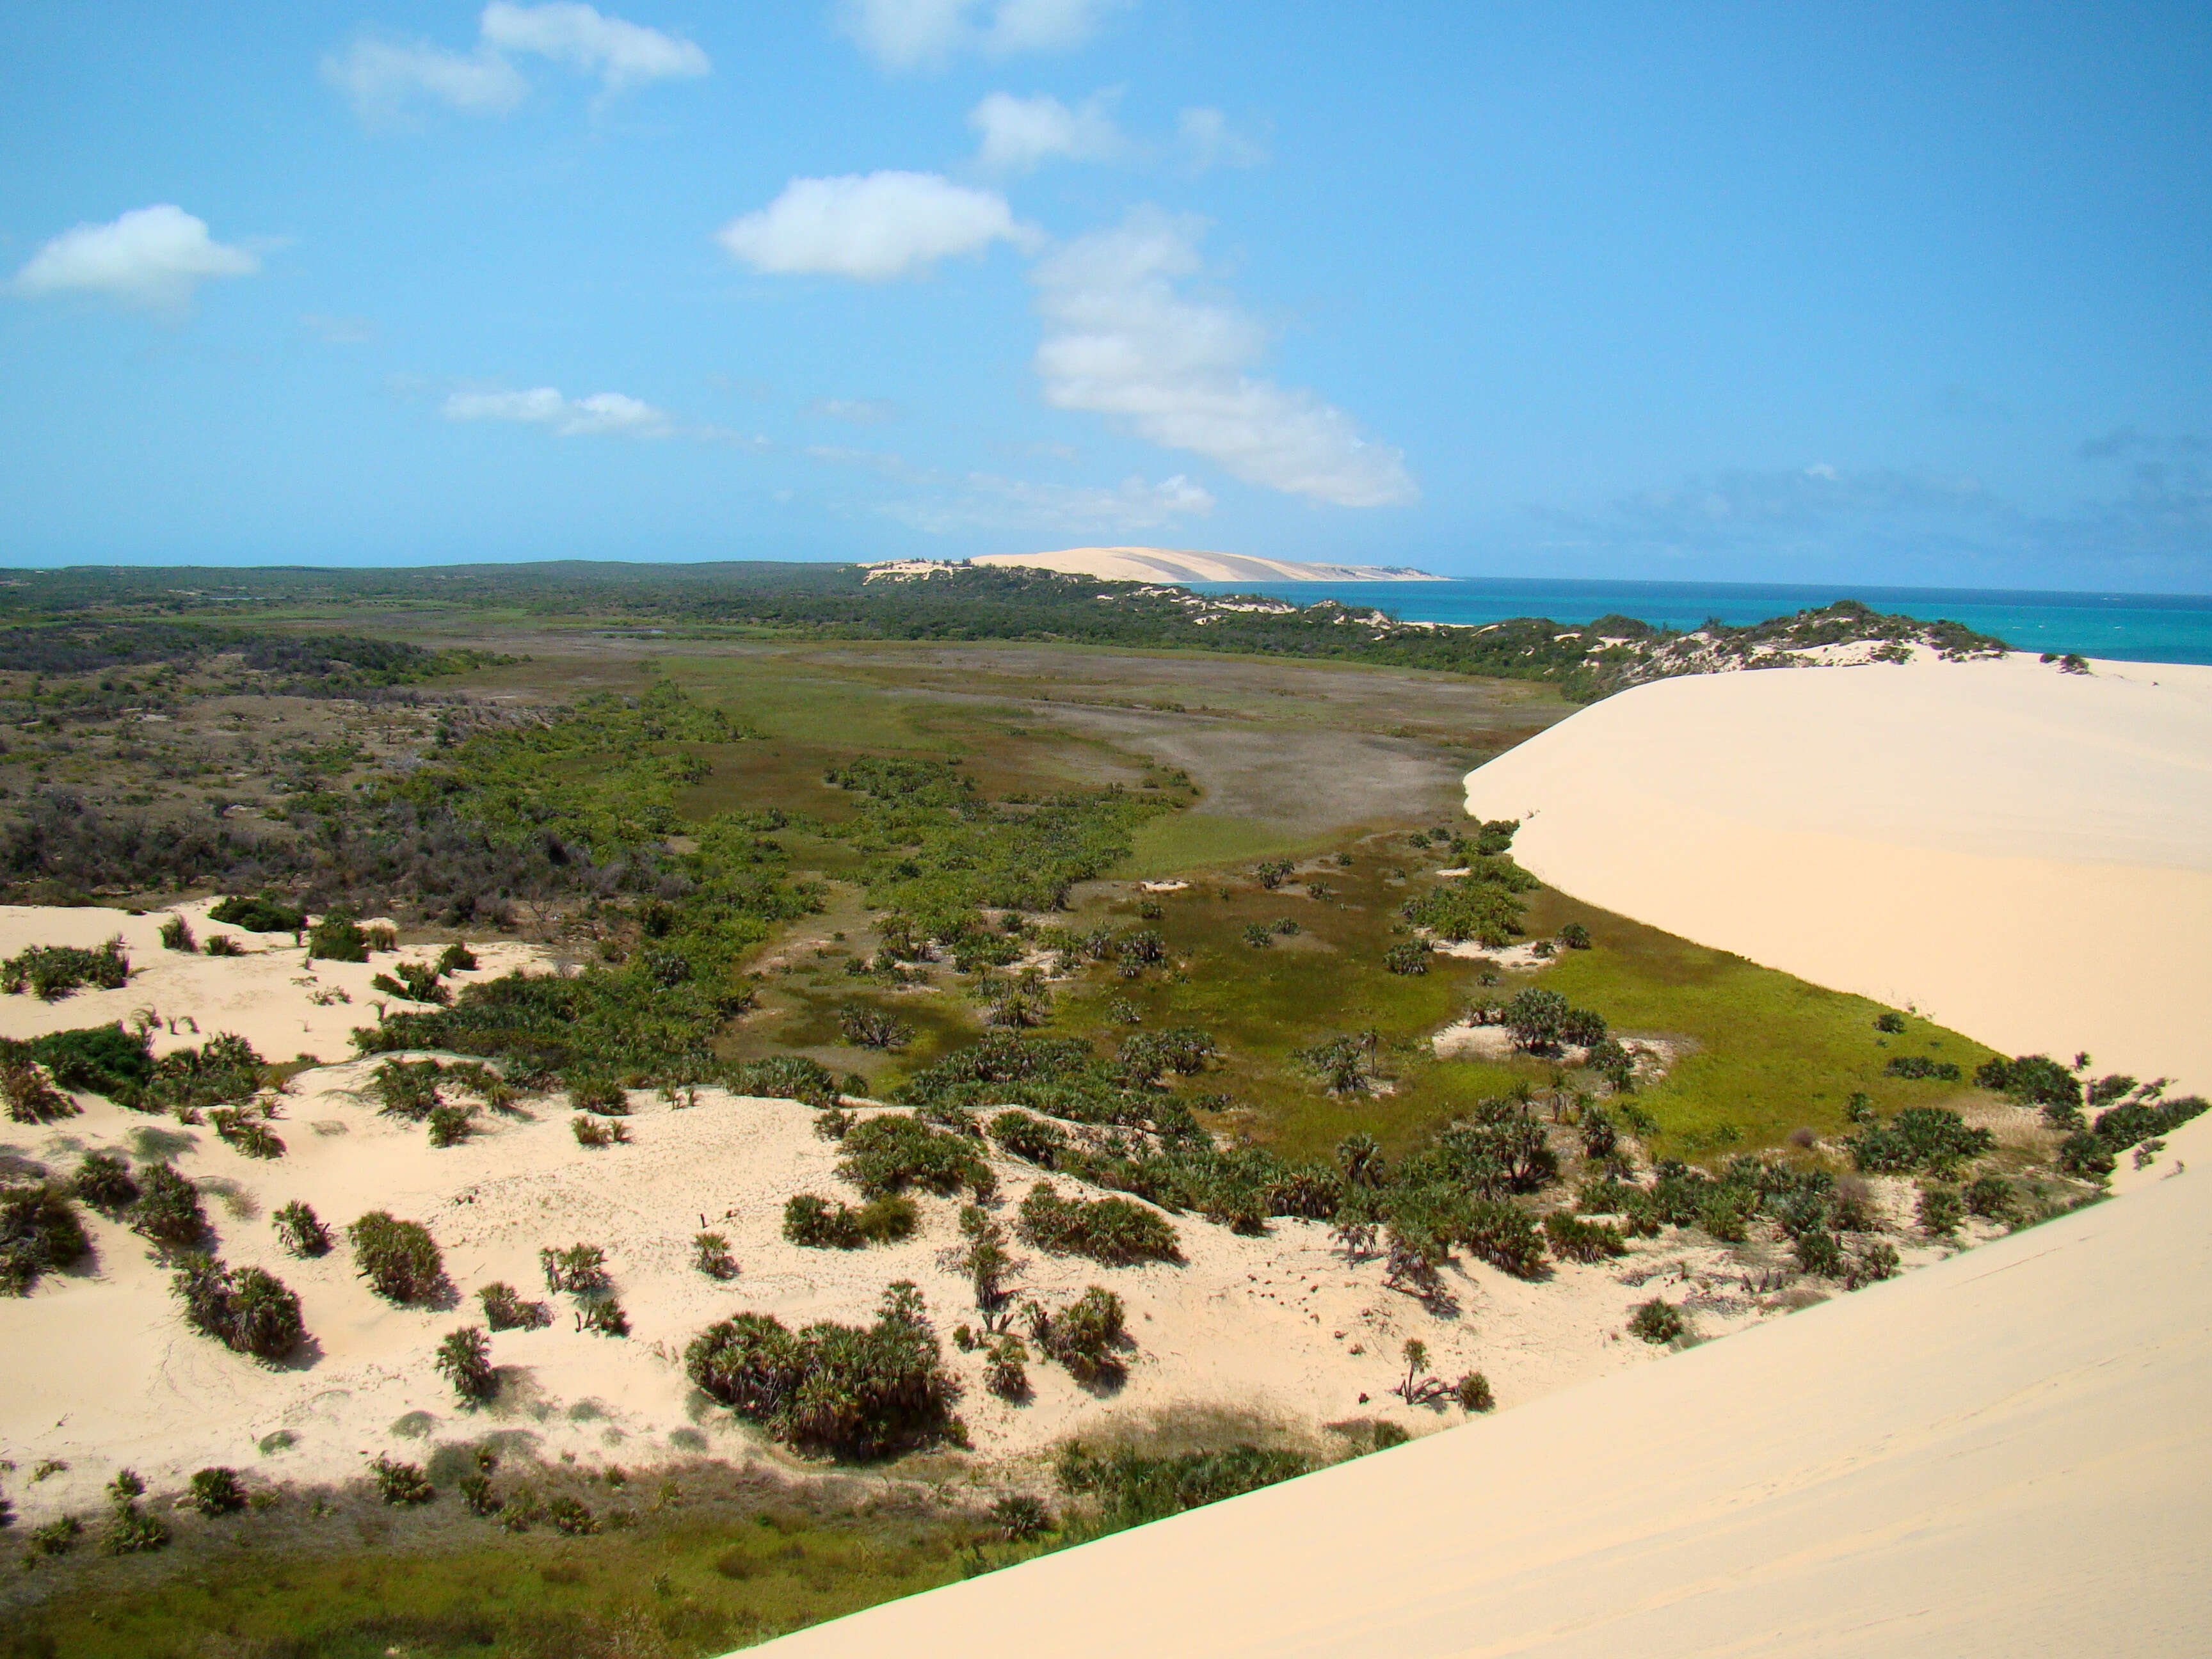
xmin=693 ymin=1231 xmax=739 ymax=1279
xmin=990 ymin=1108 xmax=1067 ymax=1166
xmin=2056 ymin=1130 xmax=2117 ymax=1178
xmin=25 ymin=1022 xmax=153 ymax=1098
xmin=728 ymin=1054 xmax=841 ymax=1109
xmin=272 ymin=1199 xmax=331 ymax=1256
xmin=783 ymin=1192 xmax=918 ymax=1248
xmin=437 ymin=942 xmax=478 ymax=974
xmin=1628 ymin=1297 xmax=1685 ymax=1344
xmin=72 ymin=1149 xmax=139 ymax=1215
xmin=1542 ymin=1210 xmax=1628 ymax=1264
xmin=426 ymin=1103 xmax=474 ymax=1148
xmin=141 ymin=1033 xmax=266 ymax=1116
xmin=1884 ymin=1055 xmax=1962 ymax=1081
xmin=566 ymin=1075 xmax=629 ymax=1114
xmin=1792 ymin=1228 xmax=1846 ymax=1278
xmin=1845 ymin=1239 xmax=1902 ymax=1288
xmin=571 ymin=1114 xmax=628 ymax=1147
xmin=188 ymin=1467 xmax=246 ymax=1516
xmin=982 ymin=1334 xmax=1030 ymax=1400
xmin=1873 ymin=1011 xmax=1906 ymax=1034
xmin=307 ymin=913 xmax=371 ymax=963
xmin=3 ymin=937 xmax=131 ymax=1000
xmin=160 ymin=914 xmax=196 ymax=952
xmin=0 ymin=1183 xmax=90 ymax=1295
xmin=1455 ymin=1371 xmax=1495 ymax=1412
xmin=436 ymin=1326 xmax=497 ymax=1403
xmin=839 ymin=1006 xmax=913 ymax=1050
xmin=370 ymin=1454 xmax=435 ymax=1505
xmin=209 ymin=894 xmax=307 ymax=933
xmin=1848 ymin=1107 xmax=1994 ymax=1178
xmin=372 ymin=961 xmax=451 ymax=1006
xmin=1558 ymin=922 xmax=1591 ymax=950
xmin=1962 ymin=1173 xmax=2015 ymax=1220
xmin=209 ymin=1107 xmax=285 ymax=1159
xmin=1027 ymin=1285 xmax=1126 ymax=1383
xmin=1382 ymin=940 xmax=1429 ymax=975
xmin=132 ymin=1162 xmax=207 ymax=1252
xmin=685 ymin=1280 xmax=964 ymax=1459
xmin=1 ymin=1058 xmax=76 ymax=1125
xmin=170 ymin=1253 xmax=307 ymax=1359
xmin=348 ymin=1211 xmax=444 ymax=1302
xmin=1918 ymin=1185 xmax=1964 ymax=1238
xmin=478 ymin=1281 xmax=553 ymax=1330
xmin=370 ymin=1059 xmax=443 ymax=1120
xmin=203 ymin=935 xmax=244 ymax=958
xmin=540 ymin=1242 xmax=610 ymax=1294
xmin=1975 ymin=1053 xmax=2081 ymax=1115
xmin=1055 ymin=1441 xmax=1311 ymax=1539
xmin=991 ymin=1492 xmax=1051 ymax=1541
xmin=2094 ymin=1093 xmax=2209 ymax=1155
xmin=577 ymin=1297 xmax=629 ymax=1337
xmin=1016 ymin=1182 xmax=1182 ymax=1265
xmin=838 ymin=1113 xmax=993 ymax=1200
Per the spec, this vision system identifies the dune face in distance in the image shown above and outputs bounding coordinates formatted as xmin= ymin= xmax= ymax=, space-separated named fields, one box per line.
xmin=969 ymin=547 xmax=1443 ymax=582
xmin=1463 ymin=653 xmax=2212 ymax=1097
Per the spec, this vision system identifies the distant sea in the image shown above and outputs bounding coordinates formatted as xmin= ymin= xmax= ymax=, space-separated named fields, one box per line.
xmin=1183 ymin=578 xmax=2212 ymax=667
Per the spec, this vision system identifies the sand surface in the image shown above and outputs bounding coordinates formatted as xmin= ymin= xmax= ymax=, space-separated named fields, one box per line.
xmin=0 ymin=904 xmax=1804 ymax=1525
xmin=1463 ymin=653 xmax=2212 ymax=1094
xmin=754 ymin=1110 xmax=2212 ymax=1658
xmin=970 ymin=547 xmax=1441 ymax=583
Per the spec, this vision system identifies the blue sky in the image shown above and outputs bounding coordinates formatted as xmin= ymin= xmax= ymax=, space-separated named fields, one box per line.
xmin=2 ymin=1 xmax=2208 ymax=589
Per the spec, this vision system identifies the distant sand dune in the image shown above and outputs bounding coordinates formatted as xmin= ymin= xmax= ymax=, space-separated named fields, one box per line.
xmin=969 ymin=547 xmax=1441 ymax=583
xmin=1464 ymin=653 xmax=2212 ymax=1095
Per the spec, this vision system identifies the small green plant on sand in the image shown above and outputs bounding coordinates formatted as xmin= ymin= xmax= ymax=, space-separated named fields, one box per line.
xmin=1628 ymin=1298 xmax=1685 ymax=1345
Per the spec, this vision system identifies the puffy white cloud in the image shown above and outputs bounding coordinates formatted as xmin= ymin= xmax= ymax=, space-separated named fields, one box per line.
xmin=442 ymin=386 xmax=673 ymax=436
xmin=1030 ymin=209 xmax=1417 ymax=508
xmin=719 ymin=172 xmax=1029 ymax=281
xmin=321 ymin=38 xmax=529 ymax=119
xmin=479 ymin=2 xmax=709 ymax=92
xmin=969 ymin=90 xmax=1126 ymax=173
xmin=11 ymin=205 xmax=260 ymax=311
xmin=324 ymin=3 xmax=705 ymax=120
xmin=884 ymin=470 xmax=1214 ymax=533
xmin=1176 ymin=106 xmax=1267 ymax=172
xmin=837 ymin=0 xmax=1125 ymax=70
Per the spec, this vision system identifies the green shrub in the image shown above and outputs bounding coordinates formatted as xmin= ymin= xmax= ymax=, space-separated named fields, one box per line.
xmin=2056 ymin=1130 xmax=2117 ymax=1178
xmin=982 ymin=1334 xmax=1030 ymax=1400
xmin=1558 ymin=922 xmax=1591 ymax=950
xmin=782 ymin=1192 xmax=917 ymax=1248
xmin=373 ymin=962 xmax=450 ymax=1006
xmin=2 ymin=937 xmax=131 ymax=999
xmin=1918 ymin=1186 xmax=1964 ymax=1238
xmin=160 ymin=914 xmax=196 ymax=952
xmin=838 ymin=1113 xmax=993 ymax=1200
xmin=188 ymin=1467 xmax=246 ymax=1516
xmin=436 ymin=1326 xmax=497 ymax=1403
xmin=540 ymin=1242 xmax=610 ymax=1294
xmin=72 ymin=1149 xmax=140 ymax=1215
xmin=460 ymin=1472 xmax=502 ymax=1516
xmin=1055 ymin=1441 xmax=1311 ymax=1538
xmin=142 ymin=1033 xmax=266 ymax=1116
xmin=348 ymin=1211 xmax=444 ymax=1302
xmin=1873 ymin=1011 xmax=1906 ymax=1034
xmin=693 ymin=1231 xmax=739 ymax=1279
xmin=369 ymin=1059 xmax=443 ymax=1120
xmin=272 ymin=1199 xmax=331 ymax=1256
xmin=1 ymin=1057 xmax=75 ymax=1125
xmin=209 ymin=1107 xmax=285 ymax=1158
xmin=571 ymin=1114 xmax=628 ymax=1147
xmin=0 ymin=1183 xmax=90 ymax=1295
xmin=426 ymin=1103 xmax=474 ymax=1147
xmin=1017 ymin=1181 xmax=1182 ymax=1265
xmin=2094 ymin=1094 xmax=2209 ymax=1155
xmin=1884 ymin=1055 xmax=1962 ymax=1081
xmin=437 ymin=942 xmax=479 ymax=975
xmin=370 ymin=1454 xmax=435 ymax=1505
xmin=1382 ymin=940 xmax=1429 ymax=975
xmin=566 ymin=1075 xmax=628 ymax=1114
xmin=1975 ymin=1054 xmax=2081 ymax=1116
xmin=209 ymin=894 xmax=307 ymax=933
xmin=1792 ymin=1228 xmax=1846 ymax=1278
xmin=839 ymin=1006 xmax=913 ymax=1050
xmin=170 ymin=1253 xmax=307 ymax=1359
xmin=1542 ymin=1210 xmax=1627 ymax=1263
xmin=990 ymin=1108 xmax=1067 ymax=1166
xmin=1962 ymin=1173 xmax=2014 ymax=1220
xmin=204 ymin=936 xmax=245 ymax=958
xmin=102 ymin=1493 xmax=171 ymax=1556
xmin=1454 ymin=1371 xmax=1495 ymax=1411
xmin=131 ymin=1162 xmax=207 ymax=1252
xmin=478 ymin=1281 xmax=552 ymax=1330
xmin=578 ymin=1296 xmax=630 ymax=1337
xmin=26 ymin=1022 xmax=153 ymax=1098
xmin=728 ymin=1054 xmax=841 ymax=1109
xmin=990 ymin=1493 xmax=1051 ymax=1541
xmin=307 ymin=913 xmax=370 ymax=963
xmin=1299 ymin=1030 xmax=1381 ymax=1095
xmin=28 ymin=1515 xmax=83 ymax=1558
xmin=1848 ymin=1107 xmax=1994 ymax=1177
xmin=685 ymin=1281 xmax=964 ymax=1459
xmin=544 ymin=1493 xmax=599 ymax=1534
xmin=1846 ymin=1240 xmax=1902 ymax=1288
xmin=1028 ymin=1285 xmax=1126 ymax=1383
xmin=1628 ymin=1297 xmax=1685 ymax=1344
xmin=1448 ymin=1197 xmax=1550 ymax=1278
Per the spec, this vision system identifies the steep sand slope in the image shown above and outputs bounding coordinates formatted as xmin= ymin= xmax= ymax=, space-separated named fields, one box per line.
xmin=753 ymin=1114 xmax=2212 ymax=1658
xmin=1462 ymin=654 xmax=2212 ymax=1094
xmin=970 ymin=548 xmax=1440 ymax=582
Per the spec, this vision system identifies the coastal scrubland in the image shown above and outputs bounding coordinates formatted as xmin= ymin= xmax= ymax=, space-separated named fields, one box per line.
xmin=0 ymin=566 xmax=2149 ymax=1657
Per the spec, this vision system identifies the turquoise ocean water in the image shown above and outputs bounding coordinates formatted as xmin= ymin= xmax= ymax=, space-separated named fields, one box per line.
xmin=1183 ymin=579 xmax=2212 ymax=666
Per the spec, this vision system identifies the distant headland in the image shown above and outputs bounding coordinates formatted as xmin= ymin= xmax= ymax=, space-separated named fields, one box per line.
xmin=963 ymin=547 xmax=1445 ymax=583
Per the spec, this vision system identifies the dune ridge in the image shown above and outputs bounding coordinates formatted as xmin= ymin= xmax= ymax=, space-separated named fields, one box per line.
xmin=968 ymin=547 xmax=1442 ymax=583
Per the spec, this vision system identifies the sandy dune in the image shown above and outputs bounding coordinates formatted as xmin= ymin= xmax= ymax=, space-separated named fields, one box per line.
xmin=0 ymin=904 xmax=1799 ymax=1526
xmin=1463 ymin=653 xmax=2212 ymax=1094
xmin=970 ymin=547 xmax=1441 ymax=583
xmin=756 ymin=1111 xmax=2212 ymax=1658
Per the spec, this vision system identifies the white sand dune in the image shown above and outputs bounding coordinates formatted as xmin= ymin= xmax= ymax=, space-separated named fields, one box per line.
xmin=970 ymin=547 xmax=1441 ymax=583
xmin=755 ymin=1112 xmax=2212 ymax=1658
xmin=1463 ymin=654 xmax=2212 ymax=1094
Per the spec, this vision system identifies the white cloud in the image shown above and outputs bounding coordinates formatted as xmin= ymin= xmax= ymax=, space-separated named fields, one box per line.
xmin=1176 ymin=106 xmax=1267 ymax=172
xmin=442 ymin=386 xmax=673 ymax=436
xmin=837 ymin=0 xmax=1125 ymax=70
xmin=969 ymin=90 xmax=1126 ymax=173
xmin=884 ymin=470 xmax=1214 ymax=533
xmin=806 ymin=397 xmax=903 ymax=423
xmin=10 ymin=205 xmax=260 ymax=311
xmin=321 ymin=38 xmax=529 ymax=119
xmin=719 ymin=172 xmax=1029 ymax=281
xmin=1030 ymin=208 xmax=1416 ymax=508
xmin=479 ymin=2 xmax=709 ymax=93
xmin=324 ymin=3 xmax=705 ymax=120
